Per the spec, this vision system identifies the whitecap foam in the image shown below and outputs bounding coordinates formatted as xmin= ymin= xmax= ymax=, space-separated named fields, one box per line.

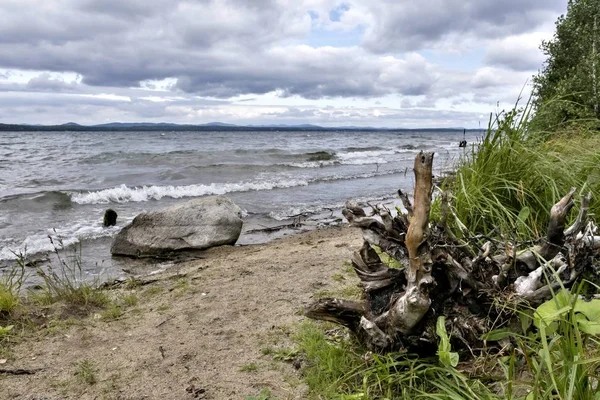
xmin=0 ymin=222 xmax=124 ymax=260
xmin=340 ymin=158 xmax=388 ymax=165
xmin=285 ymin=157 xmax=388 ymax=168
xmin=336 ymin=149 xmax=398 ymax=161
xmin=284 ymin=161 xmax=337 ymax=168
xmin=68 ymin=167 xmax=409 ymax=207
xmin=71 ymin=178 xmax=310 ymax=205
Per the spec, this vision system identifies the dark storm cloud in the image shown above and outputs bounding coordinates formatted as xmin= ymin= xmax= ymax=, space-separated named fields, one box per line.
xmin=360 ymin=0 xmax=564 ymax=52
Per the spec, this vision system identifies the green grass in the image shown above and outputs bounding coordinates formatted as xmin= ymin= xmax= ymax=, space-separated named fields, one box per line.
xmin=261 ymin=347 xmax=274 ymax=356
xmin=75 ymin=359 xmax=98 ymax=385
xmin=244 ymin=388 xmax=279 ymax=400
xmin=20 ymin=241 xmax=111 ymax=311
xmin=294 ymin=312 xmax=600 ymax=400
xmin=441 ymin=102 xmax=600 ymax=240
xmin=120 ymin=294 xmax=138 ymax=307
xmin=272 ymin=347 xmax=300 ymax=362
xmin=0 ymin=258 xmax=25 ymax=316
xmin=100 ymin=304 xmax=122 ymax=320
xmin=239 ymin=362 xmax=259 ymax=372
xmin=142 ymin=286 xmax=164 ymax=298
xmin=315 ymin=284 xmax=363 ymax=300
xmin=0 ymin=288 xmax=19 ymax=316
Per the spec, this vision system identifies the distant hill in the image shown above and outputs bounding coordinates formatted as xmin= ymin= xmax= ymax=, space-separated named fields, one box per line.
xmin=0 ymin=122 xmax=474 ymax=132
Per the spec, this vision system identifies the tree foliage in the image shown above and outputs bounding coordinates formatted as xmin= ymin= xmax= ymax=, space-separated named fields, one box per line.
xmin=533 ymin=0 xmax=600 ymax=130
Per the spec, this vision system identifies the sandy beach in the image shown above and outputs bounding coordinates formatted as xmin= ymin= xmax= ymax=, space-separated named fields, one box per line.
xmin=1 ymin=225 xmax=363 ymax=400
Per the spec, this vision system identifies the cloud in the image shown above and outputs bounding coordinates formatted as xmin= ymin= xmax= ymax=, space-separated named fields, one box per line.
xmin=175 ymin=47 xmax=436 ymax=98
xmin=1 ymin=0 xmax=555 ymax=97
xmin=483 ymin=32 xmax=549 ymax=71
xmin=359 ymin=0 xmax=564 ymax=53
xmin=25 ymin=73 xmax=81 ymax=93
xmin=0 ymin=0 xmax=566 ymax=126
xmin=0 ymin=0 xmax=437 ymax=99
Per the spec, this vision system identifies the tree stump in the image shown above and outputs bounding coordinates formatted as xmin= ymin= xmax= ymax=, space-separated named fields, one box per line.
xmin=306 ymin=151 xmax=600 ymax=354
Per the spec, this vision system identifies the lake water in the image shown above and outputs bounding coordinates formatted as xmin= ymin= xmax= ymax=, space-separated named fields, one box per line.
xmin=0 ymin=129 xmax=477 ymax=280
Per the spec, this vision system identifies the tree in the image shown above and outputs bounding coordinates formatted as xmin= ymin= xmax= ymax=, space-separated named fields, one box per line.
xmin=533 ymin=0 xmax=600 ymax=129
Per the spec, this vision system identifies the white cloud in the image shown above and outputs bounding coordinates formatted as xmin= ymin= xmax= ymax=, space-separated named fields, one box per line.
xmin=484 ymin=31 xmax=552 ymax=71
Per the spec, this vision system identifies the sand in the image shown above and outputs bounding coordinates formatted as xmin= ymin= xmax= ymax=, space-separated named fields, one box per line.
xmin=1 ymin=225 xmax=363 ymax=400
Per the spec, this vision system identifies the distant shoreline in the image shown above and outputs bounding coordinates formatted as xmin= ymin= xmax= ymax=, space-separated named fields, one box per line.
xmin=0 ymin=123 xmax=481 ymax=133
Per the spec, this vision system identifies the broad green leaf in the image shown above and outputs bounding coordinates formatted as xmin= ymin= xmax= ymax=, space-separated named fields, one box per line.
xmin=575 ymin=315 xmax=600 ymax=335
xmin=534 ymin=290 xmax=600 ymax=336
xmin=573 ymin=297 xmax=600 ymax=322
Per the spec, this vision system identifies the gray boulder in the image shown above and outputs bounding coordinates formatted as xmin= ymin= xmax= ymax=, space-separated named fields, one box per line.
xmin=110 ymin=196 xmax=243 ymax=257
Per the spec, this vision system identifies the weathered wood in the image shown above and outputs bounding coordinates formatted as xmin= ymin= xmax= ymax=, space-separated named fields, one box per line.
xmin=387 ymin=152 xmax=434 ymax=335
xmin=305 ymin=152 xmax=599 ymax=354
xmin=565 ymin=191 xmax=592 ymax=236
xmin=515 ymin=188 xmax=576 ymax=271
xmin=305 ymin=298 xmax=365 ymax=331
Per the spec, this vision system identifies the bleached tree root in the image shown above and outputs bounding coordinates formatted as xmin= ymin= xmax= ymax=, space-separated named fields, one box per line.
xmin=305 ymin=151 xmax=600 ymax=353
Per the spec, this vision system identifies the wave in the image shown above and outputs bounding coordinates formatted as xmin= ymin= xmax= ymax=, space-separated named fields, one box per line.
xmin=337 ymin=149 xmax=397 ymax=160
xmin=285 ymin=158 xmax=389 ymax=168
xmin=31 ymin=190 xmax=73 ymax=209
xmin=0 ymin=190 xmax=74 ymax=211
xmin=341 ymin=146 xmax=386 ymax=152
xmin=81 ymin=149 xmax=199 ymax=164
xmin=233 ymin=148 xmax=287 ymax=155
xmin=0 ymin=222 xmax=123 ymax=261
xmin=70 ymin=178 xmax=310 ymax=204
xmin=70 ymin=168 xmax=410 ymax=205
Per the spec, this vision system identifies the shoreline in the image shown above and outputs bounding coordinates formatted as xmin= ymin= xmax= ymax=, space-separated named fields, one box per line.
xmin=0 ymin=197 xmax=385 ymax=287
xmin=1 ymin=224 xmax=364 ymax=399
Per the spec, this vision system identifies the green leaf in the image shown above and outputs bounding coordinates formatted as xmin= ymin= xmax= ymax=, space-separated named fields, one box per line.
xmin=436 ymin=316 xmax=459 ymax=367
xmin=534 ymin=290 xmax=600 ymax=335
xmin=534 ymin=290 xmax=572 ymax=323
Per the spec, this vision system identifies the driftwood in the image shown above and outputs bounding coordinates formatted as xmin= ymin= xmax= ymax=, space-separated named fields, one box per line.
xmin=306 ymin=151 xmax=600 ymax=353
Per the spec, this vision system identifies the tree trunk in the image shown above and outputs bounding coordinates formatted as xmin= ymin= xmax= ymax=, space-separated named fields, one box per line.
xmin=306 ymin=152 xmax=600 ymax=354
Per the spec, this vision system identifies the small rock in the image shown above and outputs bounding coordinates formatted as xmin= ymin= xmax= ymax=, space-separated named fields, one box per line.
xmin=185 ymin=384 xmax=206 ymax=398
xmin=103 ymin=209 xmax=118 ymax=227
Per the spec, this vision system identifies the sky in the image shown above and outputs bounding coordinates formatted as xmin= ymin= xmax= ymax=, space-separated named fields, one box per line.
xmin=0 ymin=0 xmax=567 ymax=128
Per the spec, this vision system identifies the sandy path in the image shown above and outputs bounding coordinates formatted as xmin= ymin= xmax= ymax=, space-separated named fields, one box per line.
xmin=1 ymin=226 xmax=362 ymax=400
